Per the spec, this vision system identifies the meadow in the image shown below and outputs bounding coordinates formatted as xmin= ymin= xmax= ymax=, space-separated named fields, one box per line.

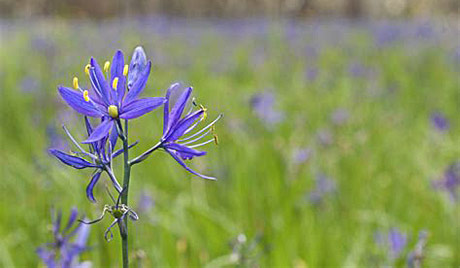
xmin=0 ymin=18 xmax=459 ymax=267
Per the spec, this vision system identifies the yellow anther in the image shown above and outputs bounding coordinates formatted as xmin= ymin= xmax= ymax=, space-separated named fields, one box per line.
xmin=108 ymin=105 xmax=119 ymax=118
xmin=72 ymin=77 xmax=79 ymax=89
xmin=83 ymin=90 xmax=90 ymax=102
xmin=112 ymin=77 xmax=119 ymax=90
xmin=84 ymin=64 xmax=91 ymax=76
xmin=199 ymin=104 xmax=207 ymax=120
xmin=123 ymin=65 xmax=129 ymax=76
xmin=213 ymin=134 xmax=219 ymax=145
xmin=104 ymin=61 xmax=111 ymax=73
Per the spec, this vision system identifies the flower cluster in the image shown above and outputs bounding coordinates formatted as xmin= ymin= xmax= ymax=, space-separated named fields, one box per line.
xmin=45 ymin=46 xmax=222 ymax=265
xmin=49 ymin=46 xmax=221 ymax=202
xmin=37 ymin=208 xmax=90 ymax=268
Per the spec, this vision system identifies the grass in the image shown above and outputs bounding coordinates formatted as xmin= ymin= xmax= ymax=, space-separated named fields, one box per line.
xmin=0 ymin=18 xmax=459 ymax=267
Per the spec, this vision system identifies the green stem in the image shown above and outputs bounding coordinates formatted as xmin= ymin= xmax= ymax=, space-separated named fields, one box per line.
xmin=119 ymin=119 xmax=131 ymax=268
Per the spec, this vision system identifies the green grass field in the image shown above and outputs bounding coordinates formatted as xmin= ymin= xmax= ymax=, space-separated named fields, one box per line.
xmin=0 ymin=19 xmax=459 ymax=267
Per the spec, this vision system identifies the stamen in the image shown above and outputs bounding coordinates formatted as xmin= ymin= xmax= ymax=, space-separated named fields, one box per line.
xmin=180 ymin=114 xmax=223 ymax=142
xmin=188 ymin=138 xmax=215 ymax=148
xmin=123 ymin=65 xmax=129 ymax=76
xmin=108 ymin=105 xmax=119 ymax=118
xmin=104 ymin=61 xmax=111 ymax=73
xmin=199 ymin=104 xmax=208 ymax=120
xmin=180 ymin=129 xmax=211 ymax=146
xmin=73 ymin=77 xmax=79 ymax=89
xmin=83 ymin=90 xmax=90 ymax=102
xmin=84 ymin=64 xmax=91 ymax=76
xmin=112 ymin=77 xmax=119 ymax=90
xmin=213 ymin=134 xmax=219 ymax=145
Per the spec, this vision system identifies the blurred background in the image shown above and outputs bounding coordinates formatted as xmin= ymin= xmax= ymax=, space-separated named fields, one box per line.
xmin=0 ymin=0 xmax=459 ymax=267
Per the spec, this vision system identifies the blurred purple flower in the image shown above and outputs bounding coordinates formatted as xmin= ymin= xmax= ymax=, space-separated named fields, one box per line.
xmin=373 ymin=24 xmax=402 ymax=47
xmin=348 ymin=62 xmax=367 ymax=77
xmin=331 ymin=108 xmax=349 ymax=126
xmin=137 ymin=191 xmax=155 ymax=214
xmin=308 ymin=173 xmax=336 ymax=204
xmin=305 ymin=67 xmax=318 ymax=81
xmin=37 ymin=208 xmax=90 ymax=268
xmin=292 ymin=147 xmax=312 ymax=165
xmin=388 ymin=228 xmax=407 ymax=258
xmin=432 ymin=161 xmax=460 ymax=201
xmin=250 ymin=91 xmax=284 ymax=128
xmin=407 ymin=231 xmax=428 ymax=268
xmin=430 ymin=112 xmax=450 ymax=132
xmin=20 ymin=76 xmax=40 ymax=93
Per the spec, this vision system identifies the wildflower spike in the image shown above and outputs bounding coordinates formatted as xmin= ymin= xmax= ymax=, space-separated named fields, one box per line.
xmin=108 ymin=105 xmax=118 ymax=118
xmin=104 ymin=61 xmax=111 ymax=73
xmin=73 ymin=77 xmax=79 ymax=89
xmin=123 ymin=65 xmax=128 ymax=76
xmin=112 ymin=77 xmax=119 ymax=90
xmin=83 ymin=90 xmax=90 ymax=102
xmin=84 ymin=64 xmax=91 ymax=76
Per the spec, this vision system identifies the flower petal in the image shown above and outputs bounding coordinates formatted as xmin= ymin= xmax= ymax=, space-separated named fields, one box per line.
xmin=110 ymin=50 xmax=124 ymax=81
xmin=89 ymin=57 xmax=112 ymax=105
xmin=166 ymin=86 xmax=192 ymax=132
xmin=165 ymin=143 xmax=206 ymax=160
xmin=120 ymin=97 xmax=166 ymax=119
xmin=127 ymin=46 xmax=148 ymax=90
xmin=63 ymin=207 xmax=78 ymax=233
xmin=86 ymin=170 xmax=102 ymax=203
xmin=123 ymin=61 xmax=151 ymax=104
xmin=163 ymin=84 xmax=175 ymax=134
xmin=82 ymin=119 xmax=114 ymax=144
xmin=165 ymin=148 xmax=216 ymax=180
xmin=109 ymin=123 xmax=118 ymax=149
xmin=49 ymin=149 xmax=97 ymax=169
xmin=165 ymin=109 xmax=203 ymax=142
xmin=58 ymin=86 xmax=104 ymax=117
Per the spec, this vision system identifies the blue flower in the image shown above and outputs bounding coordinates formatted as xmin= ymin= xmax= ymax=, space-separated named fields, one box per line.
xmin=159 ymin=83 xmax=222 ymax=180
xmin=388 ymin=228 xmax=407 ymax=258
xmin=432 ymin=161 xmax=460 ymax=201
xmin=49 ymin=117 xmax=137 ymax=202
xmin=37 ymin=208 xmax=91 ymax=268
xmin=430 ymin=112 xmax=450 ymax=132
xmin=57 ymin=48 xmax=165 ymax=143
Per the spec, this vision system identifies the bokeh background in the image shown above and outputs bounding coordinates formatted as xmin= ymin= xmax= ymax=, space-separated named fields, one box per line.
xmin=0 ymin=0 xmax=459 ymax=267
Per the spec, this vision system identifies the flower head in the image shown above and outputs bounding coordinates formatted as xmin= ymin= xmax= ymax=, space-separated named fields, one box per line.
xmin=37 ymin=208 xmax=90 ymax=268
xmin=430 ymin=112 xmax=450 ymax=132
xmin=432 ymin=161 xmax=460 ymax=201
xmin=57 ymin=48 xmax=165 ymax=143
xmin=49 ymin=117 xmax=138 ymax=202
xmin=159 ymin=83 xmax=222 ymax=180
xmin=250 ymin=91 xmax=284 ymax=128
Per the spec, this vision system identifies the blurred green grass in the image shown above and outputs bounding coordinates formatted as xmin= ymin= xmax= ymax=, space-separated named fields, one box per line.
xmin=0 ymin=19 xmax=459 ymax=267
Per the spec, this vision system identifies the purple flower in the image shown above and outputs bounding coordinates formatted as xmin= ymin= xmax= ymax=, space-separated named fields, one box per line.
xmin=158 ymin=83 xmax=222 ymax=180
xmin=388 ymin=228 xmax=407 ymax=258
xmin=292 ymin=147 xmax=312 ymax=164
xmin=316 ymin=128 xmax=333 ymax=146
xmin=308 ymin=173 xmax=336 ymax=204
xmin=331 ymin=108 xmax=349 ymax=126
xmin=305 ymin=67 xmax=318 ymax=81
xmin=37 ymin=208 xmax=90 ymax=268
xmin=432 ymin=161 xmax=460 ymax=201
xmin=137 ymin=191 xmax=155 ymax=214
xmin=49 ymin=118 xmax=137 ymax=202
xmin=250 ymin=91 xmax=284 ymax=127
xmin=57 ymin=48 xmax=165 ymax=143
xmin=430 ymin=112 xmax=450 ymax=132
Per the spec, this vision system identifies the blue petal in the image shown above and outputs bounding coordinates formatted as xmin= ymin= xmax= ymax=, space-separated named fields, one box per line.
xmin=127 ymin=46 xmax=148 ymax=90
xmin=163 ymin=84 xmax=174 ymax=134
xmin=58 ymin=86 xmax=104 ymax=117
xmin=165 ymin=143 xmax=206 ymax=160
xmin=109 ymin=123 xmax=118 ymax=150
xmin=165 ymin=148 xmax=216 ymax=180
xmin=89 ymin=57 xmax=112 ymax=105
xmin=111 ymin=50 xmax=126 ymax=104
xmin=49 ymin=149 xmax=97 ymax=169
xmin=123 ymin=61 xmax=151 ymax=104
xmin=86 ymin=171 xmax=102 ymax=203
xmin=63 ymin=207 xmax=78 ymax=233
xmin=82 ymin=119 xmax=114 ymax=144
xmin=166 ymin=86 xmax=192 ymax=133
xmin=165 ymin=110 xmax=203 ymax=142
xmin=120 ymin=97 xmax=166 ymax=119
